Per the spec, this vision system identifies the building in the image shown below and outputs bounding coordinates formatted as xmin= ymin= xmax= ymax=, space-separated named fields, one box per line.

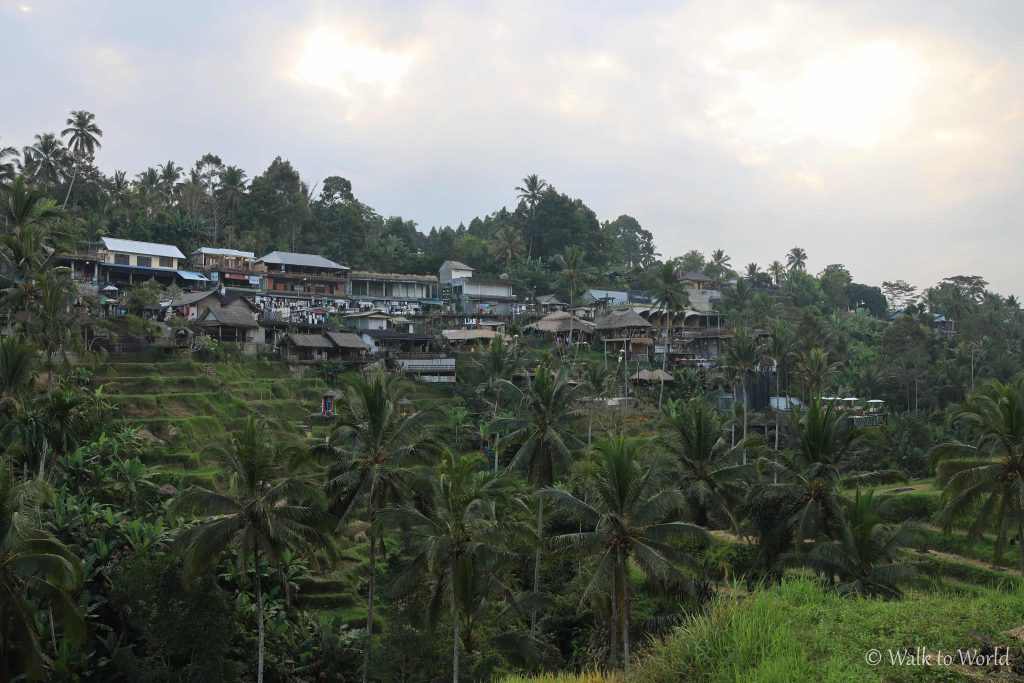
xmin=678 ymin=271 xmax=722 ymax=312
xmin=346 ymin=271 xmax=440 ymax=313
xmin=190 ymin=248 xmax=263 ymax=291
xmin=579 ymin=289 xmax=653 ymax=307
xmin=256 ymin=251 xmax=349 ymax=299
xmin=342 ymin=309 xmax=393 ymax=331
xmin=439 ymin=262 xmax=516 ymax=316
xmin=86 ymin=237 xmax=209 ymax=289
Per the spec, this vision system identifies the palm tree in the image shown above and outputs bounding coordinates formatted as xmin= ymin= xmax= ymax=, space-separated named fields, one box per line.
xmin=581 ymin=362 xmax=615 ymax=444
xmin=319 ymin=370 xmax=438 ymax=683
xmin=1 ymin=176 xmax=65 ymax=232
xmin=159 ymin=160 xmax=183 ymax=204
xmin=707 ymin=249 xmax=731 ymax=279
xmin=490 ymin=224 xmax=526 ymax=272
xmin=475 ymin=335 xmax=522 ymax=471
xmin=497 ymin=363 xmax=582 ymax=636
xmin=718 ymin=328 xmax=760 ymax=451
xmin=783 ymin=489 xmax=925 ymax=597
xmin=0 ymin=334 xmax=38 ymax=416
xmin=763 ymin=322 xmax=797 ymax=449
xmin=544 ymin=435 xmax=708 ymax=672
xmin=786 ymin=246 xmax=807 ymax=271
xmin=930 ymin=377 xmax=1024 ymax=570
xmin=553 ymin=245 xmax=594 ymax=349
xmin=767 ymin=260 xmax=786 ymax=286
xmin=0 ymin=467 xmax=84 ymax=681
xmin=658 ymin=396 xmax=754 ymax=529
xmin=515 ymin=174 xmax=548 ymax=215
xmin=650 ymin=261 xmax=690 ymax=409
xmin=0 ymin=139 xmax=18 ymax=183
xmin=216 ymin=165 xmax=247 ymax=219
xmin=172 ymin=416 xmax=327 ymax=683
xmin=384 ymin=451 xmax=527 ymax=682
xmin=744 ymin=262 xmax=760 ymax=281
xmin=794 ymin=347 xmax=837 ymax=401
xmin=25 ymin=134 xmax=66 ymax=192
xmin=61 ymin=110 xmax=103 ymax=157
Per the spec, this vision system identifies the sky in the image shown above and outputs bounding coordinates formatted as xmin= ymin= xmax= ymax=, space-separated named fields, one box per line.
xmin=2 ymin=0 xmax=1023 ymax=296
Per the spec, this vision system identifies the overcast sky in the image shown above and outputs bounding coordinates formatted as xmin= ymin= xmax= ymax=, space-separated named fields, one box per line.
xmin=3 ymin=1 xmax=1023 ymax=295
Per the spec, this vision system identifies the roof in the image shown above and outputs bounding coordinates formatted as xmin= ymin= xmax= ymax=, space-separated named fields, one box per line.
xmin=595 ymin=309 xmax=654 ymax=330
xmin=325 ymin=331 xmax=370 ymax=350
xmin=192 ymin=247 xmax=256 ymax=258
xmin=344 ymin=310 xmax=391 ymax=319
xmin=196 ymin=307 xmax=259 ymax=328
xmin=283 ymin=333 xmax=334 ymax=348
xmin=442 ymin=260 xmax=474 ymax=271
xmin=582 ymin=289 xmax=629 ymax=304
xmin=442 ymin=329 xmax=504 ymax=341
xmin=632 ymin=368 xmax=673 ymax=382
xmin=256 ymin=251 xmax=348 ymax=270
xmin=177 ymin=271 xmax=210 ymax=281
xmin=348 ymin=271 xmax=438 ymax=283
xmin=525 ymin=311 xmax=595 ymax=334
xmin=100 ymin=237 xmax=185 ymax=259
xmin=536 ymin=294 xmax=564 ymax=305
xmin=170 ymin=290 xmax=218 ymax=307
xmin=362 ymin=330 xmax=434 ymax=342
xmin=679 ymin=271 xmax=714 ymax=283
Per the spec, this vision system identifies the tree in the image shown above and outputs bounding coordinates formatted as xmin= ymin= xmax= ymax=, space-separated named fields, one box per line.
xmin=384 ymin=451 xmax=531 ymax=682
xmin=818 ymin=264 xmax=852 ymax=311
xmin=320 ymin=371 xmax=438 ymax=683
xmin=581 ymin=362 xmax=615 ymax=444
xmin=881 ymin=279 xmax=918 ymax=314
xmin=515 ymin=174 xmax=548 ymax=215
xmin=544 ymin=435 xmax=708 ymax=672
xmin=490 ymin=224 xmax=526 ymax=272
xmin=0 ymin=138 xmax=17 ymax=182
xmin=497 ymin=363 xmax=582 ymax=636
xmin=25 ymin=133 xmax=66 ymax=192
xmin=603 ymin=215 xmax=656 ymax=269
xmin=719 ymin=328 xmax=760 ymax=451
xmin=705 ymin=249 xmax=731 ymax=280
xmin=60 ymin=111 xmax=103 ymax=157
xmin=783 ymin=489 xmax=924 ymax=598
xmin=930 ymin=376 xmax=1024 ymax=570
xmin=475 ymin=335 xmax=522 ymax=470
xmin=794 ymin=348 xmax=837 ymax=401
xmin=658 ymin=397 xmax=753 ymax=529
xmin=172 ymin=416 xmax=327 ymax=683
xmin=158 ymin=161 xmax=183 ymax=204
xmin=678 ymin=250 xmax=705 ymax=273
xmin=0 ymin=468 xmax=84 ymax=680
xmin=650 ymin=261 xmax=690 ymax=409
xmin=763 ymin=322 xmax=797 ymax=449
xmin=767 ymin=260 xmax=786 ymax=286
xmin=786 ymin=247 xmax=807 ymax=271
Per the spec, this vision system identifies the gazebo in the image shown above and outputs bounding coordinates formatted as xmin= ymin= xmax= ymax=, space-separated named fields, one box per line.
xmin=597 ymin=309 xmax=654 ymax=362
xmin=631 ymin=368 xmax=674 ymax=384
xmin=524 ymin=311 xmax=595 ymax=342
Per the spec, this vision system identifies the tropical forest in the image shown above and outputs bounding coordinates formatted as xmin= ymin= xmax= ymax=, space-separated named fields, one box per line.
xmin=2 ymin=109 xmax=1024 ymax=683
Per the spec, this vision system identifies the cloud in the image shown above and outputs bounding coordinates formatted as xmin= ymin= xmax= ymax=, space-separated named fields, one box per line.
xmin=2 ymin=0 xmax=1023 ymax=295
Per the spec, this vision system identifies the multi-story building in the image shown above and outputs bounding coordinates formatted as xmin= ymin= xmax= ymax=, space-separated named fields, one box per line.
xmin=190 ymin=248 xmax=264 ymax=291
xmin=439 ymin=261 xmax=516 ymax=316
xmin=79 ymin=237 xmax=209 ymax=289
xmin=256 ymin=251 xmax=349 ymax=298
xmin=346 ymin=271 xmax=440 ymax=312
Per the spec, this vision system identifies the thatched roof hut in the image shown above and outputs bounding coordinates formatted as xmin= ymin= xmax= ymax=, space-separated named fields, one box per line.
xmin=525 ymin=311 xmax=595 ymax=335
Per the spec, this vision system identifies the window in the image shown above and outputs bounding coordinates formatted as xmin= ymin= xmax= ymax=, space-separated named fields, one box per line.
xmin=159 ymin=256 xmax=174 ymax=268
xmin=137 ymin=256 xmax=152 ymax=268
xmin=114 ymin=253 xmax=129 ymax=265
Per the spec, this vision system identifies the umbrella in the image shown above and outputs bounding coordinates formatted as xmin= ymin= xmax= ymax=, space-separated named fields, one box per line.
xmin=102 ymin=284 xmax=119 ymax=292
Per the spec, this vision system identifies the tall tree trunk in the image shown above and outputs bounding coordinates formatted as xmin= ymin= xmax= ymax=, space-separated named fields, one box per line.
xmin=741 ymin=381 xmax=748 ymax=464
xmin=621 ymin=553 xmax=630 ymax=674
xmin=659 ymin=322 xmax=668 ymax=410
xmin=62 ymin=165 xmax=78 ymax=210
xmin=451 ymin=562 xmax=460 ymax=683
xmin=609 ymin=562 xmax=619 ymax=669
xmin=530 ymin=498 xmax=544 ymax=637
xmin=363 ymin=530 xmax=378 ymax=683
xmin=254 ymin=545 xmax=266 ymax=683
xmin=1018 ymin=510 xmax=1024 ymax=574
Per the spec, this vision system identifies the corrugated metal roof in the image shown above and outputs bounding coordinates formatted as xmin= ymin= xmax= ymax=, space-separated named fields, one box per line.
xmin=170 ymin=290 xmax=217 ymax=307
xmin=101 ymin=237 xmax=185 ymax=259
xmin=256 ymin=251 xmax=348 ymax=270
xmin=177 ymin=271 xmax=210 ymax=281
xmin=442 ymin=260 xmax=474 ymax=271
xmin=192 ymin=247 xmax=256 ymax=258
xmin=325 ymin=331 xmax=370 ymax=349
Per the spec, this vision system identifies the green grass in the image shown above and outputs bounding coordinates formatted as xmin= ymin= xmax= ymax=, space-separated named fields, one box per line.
xmin=630 ymin=577 xmax=1024 ymax=683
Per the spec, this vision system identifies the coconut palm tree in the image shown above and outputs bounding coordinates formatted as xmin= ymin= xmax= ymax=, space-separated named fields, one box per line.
xmin=794 ymin=347 xmax=837 ymax=401
xmin=159 ymin=160 xmax=183 ymax=204
xmin=61 ymin=111 xmax=103 ymax=157
xmin=25 ymin=134 xmax=66 ymax=193
xmin=783 ymin=489 xmax=925 ymax=598
xmin=581 ymin=362 xmax=615 ymax=444
xmin=496 ymin=363 xmax=582 ymax=636
xmin=650 ymin=261 xmax=690 ymax=409
xmin=553 ymin=245 xmax=595 ymax=349
xmin=707 ymin=249 xmax=731 ymax=279
xmin=515 ymin=174 xmax=548 ymax=215
xmin=744 ymin=262 xmax=760 ymax=281
xmin=172 ymin=416 xmax=327 ymax=683
xmin=0 ymin=139 xmax=18 ymax=183
xmin=718 ymin=328 xmax=760 ymax=451
xmin=763 ymin=322 xmax=797 ymax=449
xmin=543 ymin=435 xmax=708 ymax=672
xmin=658 ymin=396 xmax=754 ymax=529
xmin=475 ymin=335 xmax=522 ymax=471
xmin=786 ymin=247 xmax=807 ymax=271
xmin=0 ymin=467 xmax=85 ymax=681
xmin=0 ymin=334 xmax=37 ymax=416
xmin=490 ymin=224 xmax=526 ymax=272
xmin=767 ymin=260 xmax=786 ymax=286
xmin=383 ymin=451 xmax=531 ymax=682
xmin=319 ymin=370 xmax=438 ymax=683
xmin=930 ymin=376 xmax=1024 ymax=570
xmin=216 ymin=165 xmax=248 ymax=218
xmin=1 ymin=176 xmax=65 ymax=232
